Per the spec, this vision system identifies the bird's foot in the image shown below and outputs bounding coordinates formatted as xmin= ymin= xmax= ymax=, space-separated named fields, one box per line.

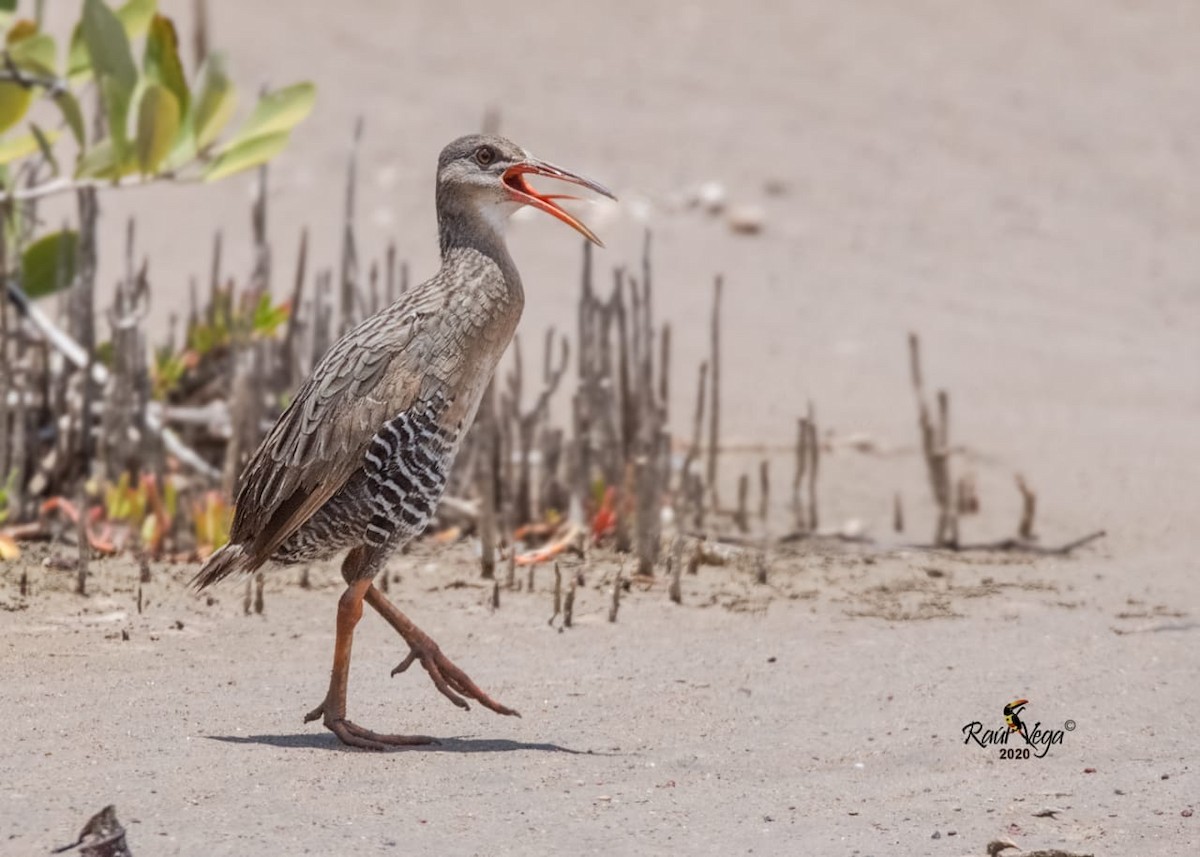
xmin=391 ymin=629 xmax=520 ymax=718
xmin=303 ymin=702 xmax=437 ymax=751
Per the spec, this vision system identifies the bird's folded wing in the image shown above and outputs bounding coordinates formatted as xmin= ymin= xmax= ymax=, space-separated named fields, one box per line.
xmin=229 ymin=312 xmax=425 ymax=565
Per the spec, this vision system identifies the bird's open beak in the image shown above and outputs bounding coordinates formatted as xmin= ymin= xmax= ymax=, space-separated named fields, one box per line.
xmin=503 ymin=158 xmax=616 ymax=246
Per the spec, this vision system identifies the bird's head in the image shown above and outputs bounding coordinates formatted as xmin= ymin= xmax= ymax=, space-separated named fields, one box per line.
xmin=436 ymin=134 xmax=615 ymax=246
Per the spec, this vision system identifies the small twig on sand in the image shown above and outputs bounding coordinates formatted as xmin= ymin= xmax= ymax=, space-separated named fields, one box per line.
xmin=681 ymin=360 xmax=708 ymax=526
xmin=549 ymin=562 xmax=562 ymax=626
xmin=753 ymin=548 xmax=768 ymax=585
xmin=910 ymin=333 xmax=956 ymax=546
xmin=909 ymin=530 xmax=1106 ymax=556
xmin=733 ymin=472 xmax=749 ymax=533
xmin=706 ymin=276 xmax=722 ymax=511
xmin=1016 ymin=473 xmax=1037 ymax=540
xmin=956 ymin=472 xmax=979 ymax=515
xmin=792 ymin=417 xmax=806 ymax=527
xmin=73 ymin=483 xmax=88 ymax=596
xmin=477 ymin=380 xmax=498 ymax=580
xmin=804 ymin=403 xmax=819 ymax=532
xmin=702 ymin=526 xmax=1105 ymax=557
xmin=608 ymin=567 xmax=622 ymax=622
xmin=667 ymin=536 xmax=684 ymax=604
xmin=758 ymin=459 xmax=769 ymax=527
xmin=563 ymin=576 xmax=575 ymax=629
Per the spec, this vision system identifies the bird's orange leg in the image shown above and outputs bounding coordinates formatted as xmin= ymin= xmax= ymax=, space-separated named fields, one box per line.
xmin=364 ymin=584 xmax=520 ymax=718
xmin=304 ymin=577 xmax=436 ymax=750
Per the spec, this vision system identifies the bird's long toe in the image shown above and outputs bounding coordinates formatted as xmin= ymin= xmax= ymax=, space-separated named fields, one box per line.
xmin=391 ymin=639 xmax=520 ymax=718
xmin=305 ymin=698 xmax=437 ymax=750
xmin=330 ymin=719 xmax=438 ymax=751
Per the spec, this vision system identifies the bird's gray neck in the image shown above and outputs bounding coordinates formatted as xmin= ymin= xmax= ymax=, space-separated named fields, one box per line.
xmin=428 ymin=192 xmax=525 ymax=429
xmin=436 ymin=194 xmax=523 ymax=303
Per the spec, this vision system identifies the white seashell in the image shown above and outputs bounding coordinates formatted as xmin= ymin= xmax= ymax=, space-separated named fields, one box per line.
xmin=727 ymin=204 xmax=765 ymax=235
xmin=694 ymin=181 xmax=726 ymax=214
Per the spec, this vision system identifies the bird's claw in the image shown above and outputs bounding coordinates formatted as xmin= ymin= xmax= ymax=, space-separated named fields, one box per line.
xmin=390 ymin=649 xmax=419 ymax=677
xmin=390 ymin=636 xmax=520 ymax=718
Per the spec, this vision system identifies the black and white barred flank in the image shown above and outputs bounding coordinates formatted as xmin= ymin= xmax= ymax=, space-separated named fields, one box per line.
xmin=270 ymin=472 xmax=374 ymax=564
xmin=270 ymin=392 xmax=459 ymax=564
xmin=363 ymin=392 xmax=459 ymax=548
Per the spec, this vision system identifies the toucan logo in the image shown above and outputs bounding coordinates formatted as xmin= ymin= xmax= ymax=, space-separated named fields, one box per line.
xmin=962 ymin=697 xmax=1075 ymax=759
xmin=1003 ymin=697 xmax=1029 ymax=739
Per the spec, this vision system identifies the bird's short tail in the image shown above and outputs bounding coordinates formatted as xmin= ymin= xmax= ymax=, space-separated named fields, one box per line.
xmin=192 ymin=542 xmax=256 ymax=590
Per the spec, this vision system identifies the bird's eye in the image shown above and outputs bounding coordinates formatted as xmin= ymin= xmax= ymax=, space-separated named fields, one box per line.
xmin=475 ymin=146 xmax=496 ymax=167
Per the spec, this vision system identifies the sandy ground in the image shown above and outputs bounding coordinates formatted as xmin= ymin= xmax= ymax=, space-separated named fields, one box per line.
xmin=1 ymin=543 xmax=1196 ymax=856
xmin=3 ymin=0 xmax=1200 ymax=854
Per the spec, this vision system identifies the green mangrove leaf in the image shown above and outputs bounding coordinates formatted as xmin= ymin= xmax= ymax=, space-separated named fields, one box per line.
xmin=0 ymin=129 xmax=50 ymax=163
xmin=76 ymin=137 xmax=120 ymax=178
xmin=203 ymin=130 xmax=288 ymax=182
xmin=191 ymin=52 xmax=235 ymax=151
xmin=7 ymin=29 xmax=57 ymax=78
xmin=143 ymin=13 xmax=187 ymax=117
xmin=53 ymin=89 xmax=85 ymax=144
xmin=227 ymin=82 xmax=315 ymax=147
xmin=135 ymin=82 xmax=179 ymax=173
xmin=22 ymin=229 xmax=79 ymax=299
xmin=30 ymin=123 xmax=59 ymax=173
xmin=82 ymin=0 xmax=138 ymax=155
xmin=116 ymin=0 xmax=156 ymax=39
xmin=0 ymin=82 xmax=30 ymax=135
xmin=81 ymin=0 xmax=136 ymax=91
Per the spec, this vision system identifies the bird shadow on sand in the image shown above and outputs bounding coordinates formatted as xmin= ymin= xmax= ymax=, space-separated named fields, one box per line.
xmin=206 ymin=733 xmax=609 ymax=755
